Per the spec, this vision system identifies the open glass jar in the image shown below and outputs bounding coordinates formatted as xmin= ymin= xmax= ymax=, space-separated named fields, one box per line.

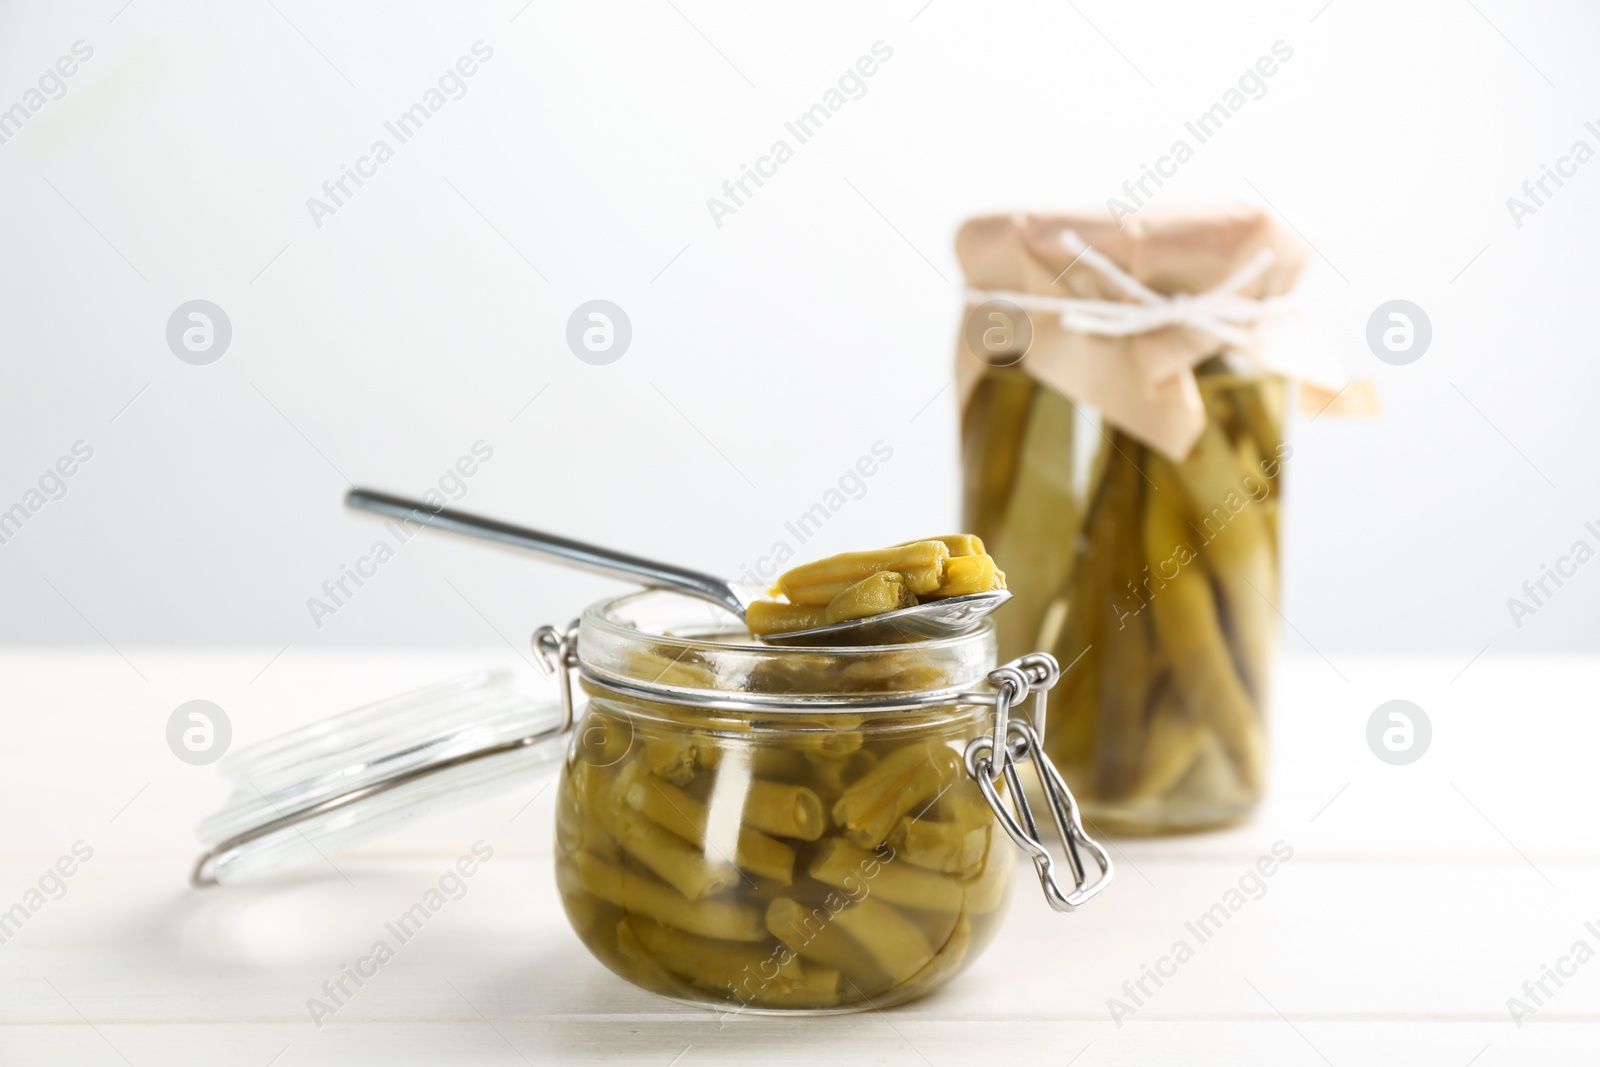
xmin=191 ymin=590 xmax=1112 ymax=1014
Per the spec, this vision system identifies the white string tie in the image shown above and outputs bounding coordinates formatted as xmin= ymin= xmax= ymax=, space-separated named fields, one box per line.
xmin=964 ymin=229 xmax=1293 ymax=353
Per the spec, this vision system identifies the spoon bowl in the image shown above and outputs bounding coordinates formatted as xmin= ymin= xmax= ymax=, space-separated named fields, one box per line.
xmin=755 ymin=589 xmax=1012 ymax=646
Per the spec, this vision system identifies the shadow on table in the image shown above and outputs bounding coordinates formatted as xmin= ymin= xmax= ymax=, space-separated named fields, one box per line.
xmin=468 ymin=941 xmax=974 ymax=1064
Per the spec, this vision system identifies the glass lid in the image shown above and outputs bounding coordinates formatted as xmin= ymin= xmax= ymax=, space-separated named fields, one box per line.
xmin=191 ymin=670 xmax=566 ymax=886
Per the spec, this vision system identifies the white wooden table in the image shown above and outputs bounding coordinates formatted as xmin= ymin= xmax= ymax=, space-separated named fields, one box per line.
xmin=2 ymin=648 xmax=1595 ymax=1065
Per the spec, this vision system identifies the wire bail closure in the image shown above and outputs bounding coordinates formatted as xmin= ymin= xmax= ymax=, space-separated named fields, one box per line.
xmin=962 ymin=654 xmax=1114 ymax=912
xmin=531 ymin=621 xmax=580 ymax=733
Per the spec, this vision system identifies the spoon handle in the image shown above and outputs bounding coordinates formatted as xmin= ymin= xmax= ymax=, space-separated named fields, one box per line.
xmin=344 ymin=489 xmax=749 ymax=617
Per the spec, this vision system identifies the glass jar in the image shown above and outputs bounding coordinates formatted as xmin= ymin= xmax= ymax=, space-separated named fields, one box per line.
xmin=962 ymin=359 xmax=1285 ymax=834
xmin=189 ymin=590 xmax=1113 ymax=1015
xmin=551 ymin=591 xmax=1108 ymax=1013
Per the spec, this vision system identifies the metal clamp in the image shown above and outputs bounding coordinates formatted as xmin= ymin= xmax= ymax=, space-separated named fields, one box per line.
xmin=531 ymin=621 xmax=580 ymax=733
xmin=963 ymin=654 xmax=1113 ymax=913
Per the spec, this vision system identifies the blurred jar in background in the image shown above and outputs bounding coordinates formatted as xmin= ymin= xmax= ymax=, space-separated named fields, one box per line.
xmin=953 ymin=205 xmax=1351 ymax=835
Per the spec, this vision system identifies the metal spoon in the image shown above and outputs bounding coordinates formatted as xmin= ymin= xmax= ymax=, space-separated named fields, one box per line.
xmin=344 ymin=489 xmax=1010 ymax=645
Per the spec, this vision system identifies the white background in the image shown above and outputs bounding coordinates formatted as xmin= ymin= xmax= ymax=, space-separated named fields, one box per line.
xmin=3 ymin=0 xmax=1597 ymax=666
